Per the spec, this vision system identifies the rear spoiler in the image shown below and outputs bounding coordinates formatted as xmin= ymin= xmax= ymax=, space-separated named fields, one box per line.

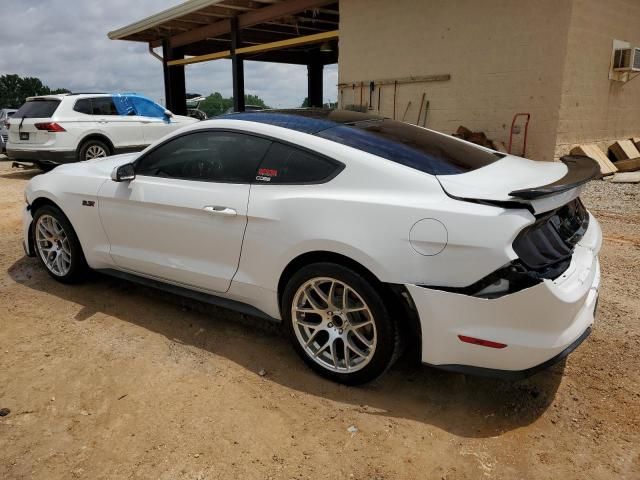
xmin=509 ymin=156 xmax=600 ymax=200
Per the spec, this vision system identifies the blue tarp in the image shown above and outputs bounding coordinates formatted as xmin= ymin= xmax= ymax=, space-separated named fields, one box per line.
xmin=112 ymin=93 xmax=169 ymax=122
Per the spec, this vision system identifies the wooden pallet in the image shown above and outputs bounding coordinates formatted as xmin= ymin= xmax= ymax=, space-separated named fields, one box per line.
xmin=614 ymin=157 xmax=640 ymax=173
xmin=609 ymin=139 xmax=640 ymax=161
xmin=570 ymin=144 xmax=618 ymax=176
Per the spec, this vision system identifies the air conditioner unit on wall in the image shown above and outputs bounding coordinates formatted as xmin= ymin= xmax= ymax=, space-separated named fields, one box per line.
xmin=613 ymin=47 xmax=640 ymax=71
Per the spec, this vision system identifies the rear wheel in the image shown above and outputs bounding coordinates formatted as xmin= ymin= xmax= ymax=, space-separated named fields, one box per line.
xmin=282 ymin=263 xmax=399 ymax=385
xmin=78 ymin=139 xmax=109 ymax=161
xmin=32 ymin=205 xmax=87 ymax=283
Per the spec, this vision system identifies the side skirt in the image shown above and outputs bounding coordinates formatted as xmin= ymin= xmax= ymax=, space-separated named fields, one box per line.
xmin=97 ymin=268 xmax=280 ymax=323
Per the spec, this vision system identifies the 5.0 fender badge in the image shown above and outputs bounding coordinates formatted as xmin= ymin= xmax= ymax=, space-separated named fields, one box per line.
xmin=82 ymin=200 xmax=95 ymax=207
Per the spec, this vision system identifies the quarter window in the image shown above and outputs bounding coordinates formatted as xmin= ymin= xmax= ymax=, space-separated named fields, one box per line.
xmin=136 ymin=131 xmax=271 ymax=183
xmin=255 ymin=142 xmax=341 ymax=184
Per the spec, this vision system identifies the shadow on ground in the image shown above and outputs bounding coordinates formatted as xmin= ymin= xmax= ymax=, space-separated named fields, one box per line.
xmin=8 ymin=254 xmax=563 ymax=438
xmin=0 ymin=166 xmax=41 ymax=180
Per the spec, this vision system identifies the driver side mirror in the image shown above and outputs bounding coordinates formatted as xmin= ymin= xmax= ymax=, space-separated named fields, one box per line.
xmin=111 ymin=163 xmax=136 ymax=182
xmin=164 ymin=109 xmax=174 ymax=118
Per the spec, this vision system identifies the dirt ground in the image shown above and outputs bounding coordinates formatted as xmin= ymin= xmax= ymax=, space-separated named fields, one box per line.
xmin=0 ymin=159 xmax=638 ymax=479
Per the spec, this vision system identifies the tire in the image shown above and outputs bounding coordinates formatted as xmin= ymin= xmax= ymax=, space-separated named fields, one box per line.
xmin=32 ymin=205 xmax=88 ymax=283
xmin=35 ymin=161 xmax=55 ymax=172
xmin=282 ymin=262 xmax=399 ymax=385
xmin=78 ymin=139 xmax=110 ymax=161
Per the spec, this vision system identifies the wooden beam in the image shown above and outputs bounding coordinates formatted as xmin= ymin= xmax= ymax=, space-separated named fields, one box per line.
xmin=170 ymin=0 xmax=335 ymax=48
xmin=168 ymin=29 xmax=338 ymax=66
xmin=235 ymin=29 xmax=337 ymax=55
xmin=168 ymin=49 xmax=231 ymax=66
xmin=238 ymin=0 xmax=332 ymax=28
xmin=338 ymin=74 xmax=452 ymax=87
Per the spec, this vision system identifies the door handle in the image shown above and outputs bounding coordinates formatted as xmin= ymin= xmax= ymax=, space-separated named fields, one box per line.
xmin=203 ymin=206 xmax=237 ymax=216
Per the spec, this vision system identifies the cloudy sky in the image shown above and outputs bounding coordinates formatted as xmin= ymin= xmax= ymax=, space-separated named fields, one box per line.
xmin=0 ymin=0 xmax=338 ymax=107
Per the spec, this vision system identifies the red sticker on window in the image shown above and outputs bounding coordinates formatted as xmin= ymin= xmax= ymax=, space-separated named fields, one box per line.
xmin=258 ymin=168 xmax=278 ymax=177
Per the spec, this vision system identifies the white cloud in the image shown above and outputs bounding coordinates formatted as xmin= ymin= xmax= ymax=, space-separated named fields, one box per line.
xmin=0 ymin=0 xmax=338 ymax=107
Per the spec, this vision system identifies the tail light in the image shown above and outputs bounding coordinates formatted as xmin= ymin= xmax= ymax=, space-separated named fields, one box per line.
xmin=34 ymin=122 xmax=66 ymax=132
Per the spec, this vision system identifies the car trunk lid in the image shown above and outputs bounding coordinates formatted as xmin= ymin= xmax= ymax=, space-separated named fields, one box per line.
xmin=436 ymin=155 xmax=600 ymax=214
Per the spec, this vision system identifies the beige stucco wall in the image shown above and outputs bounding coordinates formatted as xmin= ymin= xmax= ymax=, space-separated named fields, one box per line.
xmin=555 ymin=0 xmax=640 ymax=158
xmin=338 ymin=0 xmax=574 ymax=161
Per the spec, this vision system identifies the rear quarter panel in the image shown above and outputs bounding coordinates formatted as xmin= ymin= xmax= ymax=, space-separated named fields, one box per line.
xmin=230 ymin=123 xmax=535 ymax=297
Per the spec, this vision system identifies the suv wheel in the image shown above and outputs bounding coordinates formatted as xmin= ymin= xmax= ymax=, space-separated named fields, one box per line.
xmin=32 ymin=205 xmax=88 ymax=283
xmin=282 ymin=263 xmax=399 ymax=385
xmin=78 ymin=139 xmax=109 ymax=161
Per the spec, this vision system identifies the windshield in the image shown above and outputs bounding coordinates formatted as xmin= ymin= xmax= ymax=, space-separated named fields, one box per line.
xmin=14 ymin=99 xmax=61 ymax=118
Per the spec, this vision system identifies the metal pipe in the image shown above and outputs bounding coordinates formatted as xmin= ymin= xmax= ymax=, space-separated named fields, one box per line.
xmin=148 ymin=43 xmax=163 ymax=62
xmin=416 ymin=92 xmax=426 ymax=125
xmin=393 ymin=81 xmax=397 ymax=120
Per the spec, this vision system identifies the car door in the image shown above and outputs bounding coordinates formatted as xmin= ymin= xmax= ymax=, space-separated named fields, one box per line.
xmin=97 ymin=130 xmax=272 ymax=293
xmin=128 ymin=95 xmax=176 ymax=144
xmin=90 ymin=96 xmax=146 ymax=150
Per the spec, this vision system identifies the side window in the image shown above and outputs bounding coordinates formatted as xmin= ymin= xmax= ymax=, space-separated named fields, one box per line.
xmin=255 ymin=142 xmax=341 ymax=184
xmin=136 ymin=131 xmax=271 ymax=183
xmin=130 ymin=96 xmax=166 ymax=118
xmin=91 ymin=97 xmax=119 ymax=115
xmin=73 ymin=98 xmax=92 ymax=115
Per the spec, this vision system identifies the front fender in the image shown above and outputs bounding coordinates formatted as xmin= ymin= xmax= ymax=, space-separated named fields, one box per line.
xmin=25 ymin=173 xmax=114 ymax=269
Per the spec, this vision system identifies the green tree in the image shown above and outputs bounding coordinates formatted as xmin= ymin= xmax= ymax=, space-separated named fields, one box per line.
xmin=0 ymin=74 xmax=70 ymax=108
xmin=245 ymin=94 xmax=268 ymax=108
xmin=198 ymin=92 xmax=269 ymax=117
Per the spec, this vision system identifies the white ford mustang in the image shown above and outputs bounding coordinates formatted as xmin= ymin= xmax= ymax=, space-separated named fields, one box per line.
xmin=22 ymin=109 xmax=602 ymax=384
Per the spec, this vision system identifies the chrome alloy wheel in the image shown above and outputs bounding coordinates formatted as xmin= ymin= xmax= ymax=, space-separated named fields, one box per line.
xmin=85 ymin=144 xmax=107 ymax=159
xmin=291 ymin=277 xmax=377 ymax=373
xmin=35 ymin=214 xmax=72 ymax=276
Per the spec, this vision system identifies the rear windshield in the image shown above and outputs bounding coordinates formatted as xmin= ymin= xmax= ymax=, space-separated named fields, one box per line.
xmin=14 ymin=99 xmax=61 ymax=118
xmin=316 ymin=119 xmax=503 ymax=175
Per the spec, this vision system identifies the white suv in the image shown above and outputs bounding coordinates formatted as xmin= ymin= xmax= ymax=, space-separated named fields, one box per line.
xmin=7 ymin=93 xmax=197 ymax=169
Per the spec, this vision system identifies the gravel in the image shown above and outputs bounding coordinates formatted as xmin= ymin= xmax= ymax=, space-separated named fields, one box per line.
xmin=581 ymin=179 xmax=639 ymax=214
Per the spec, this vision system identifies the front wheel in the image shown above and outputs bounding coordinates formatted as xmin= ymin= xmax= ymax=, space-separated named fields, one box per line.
xmin=32 ymin=205 xmax=87 ymax=283
xmin=282 ymin=263 xmax=399 ymax=385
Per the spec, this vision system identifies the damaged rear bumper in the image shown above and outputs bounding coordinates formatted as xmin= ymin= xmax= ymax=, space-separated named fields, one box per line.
xmin=407 ymin=214 xmax=602 ymax=379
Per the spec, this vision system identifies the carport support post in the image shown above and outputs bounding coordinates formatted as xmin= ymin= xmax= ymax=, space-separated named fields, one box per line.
xmin=162 ymin=39 xmax=187 ymax=116
xmin=307 ymin=51 xmax=324 ymax=108
xmin=231 ymin=17 xmax=245 ymax=112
